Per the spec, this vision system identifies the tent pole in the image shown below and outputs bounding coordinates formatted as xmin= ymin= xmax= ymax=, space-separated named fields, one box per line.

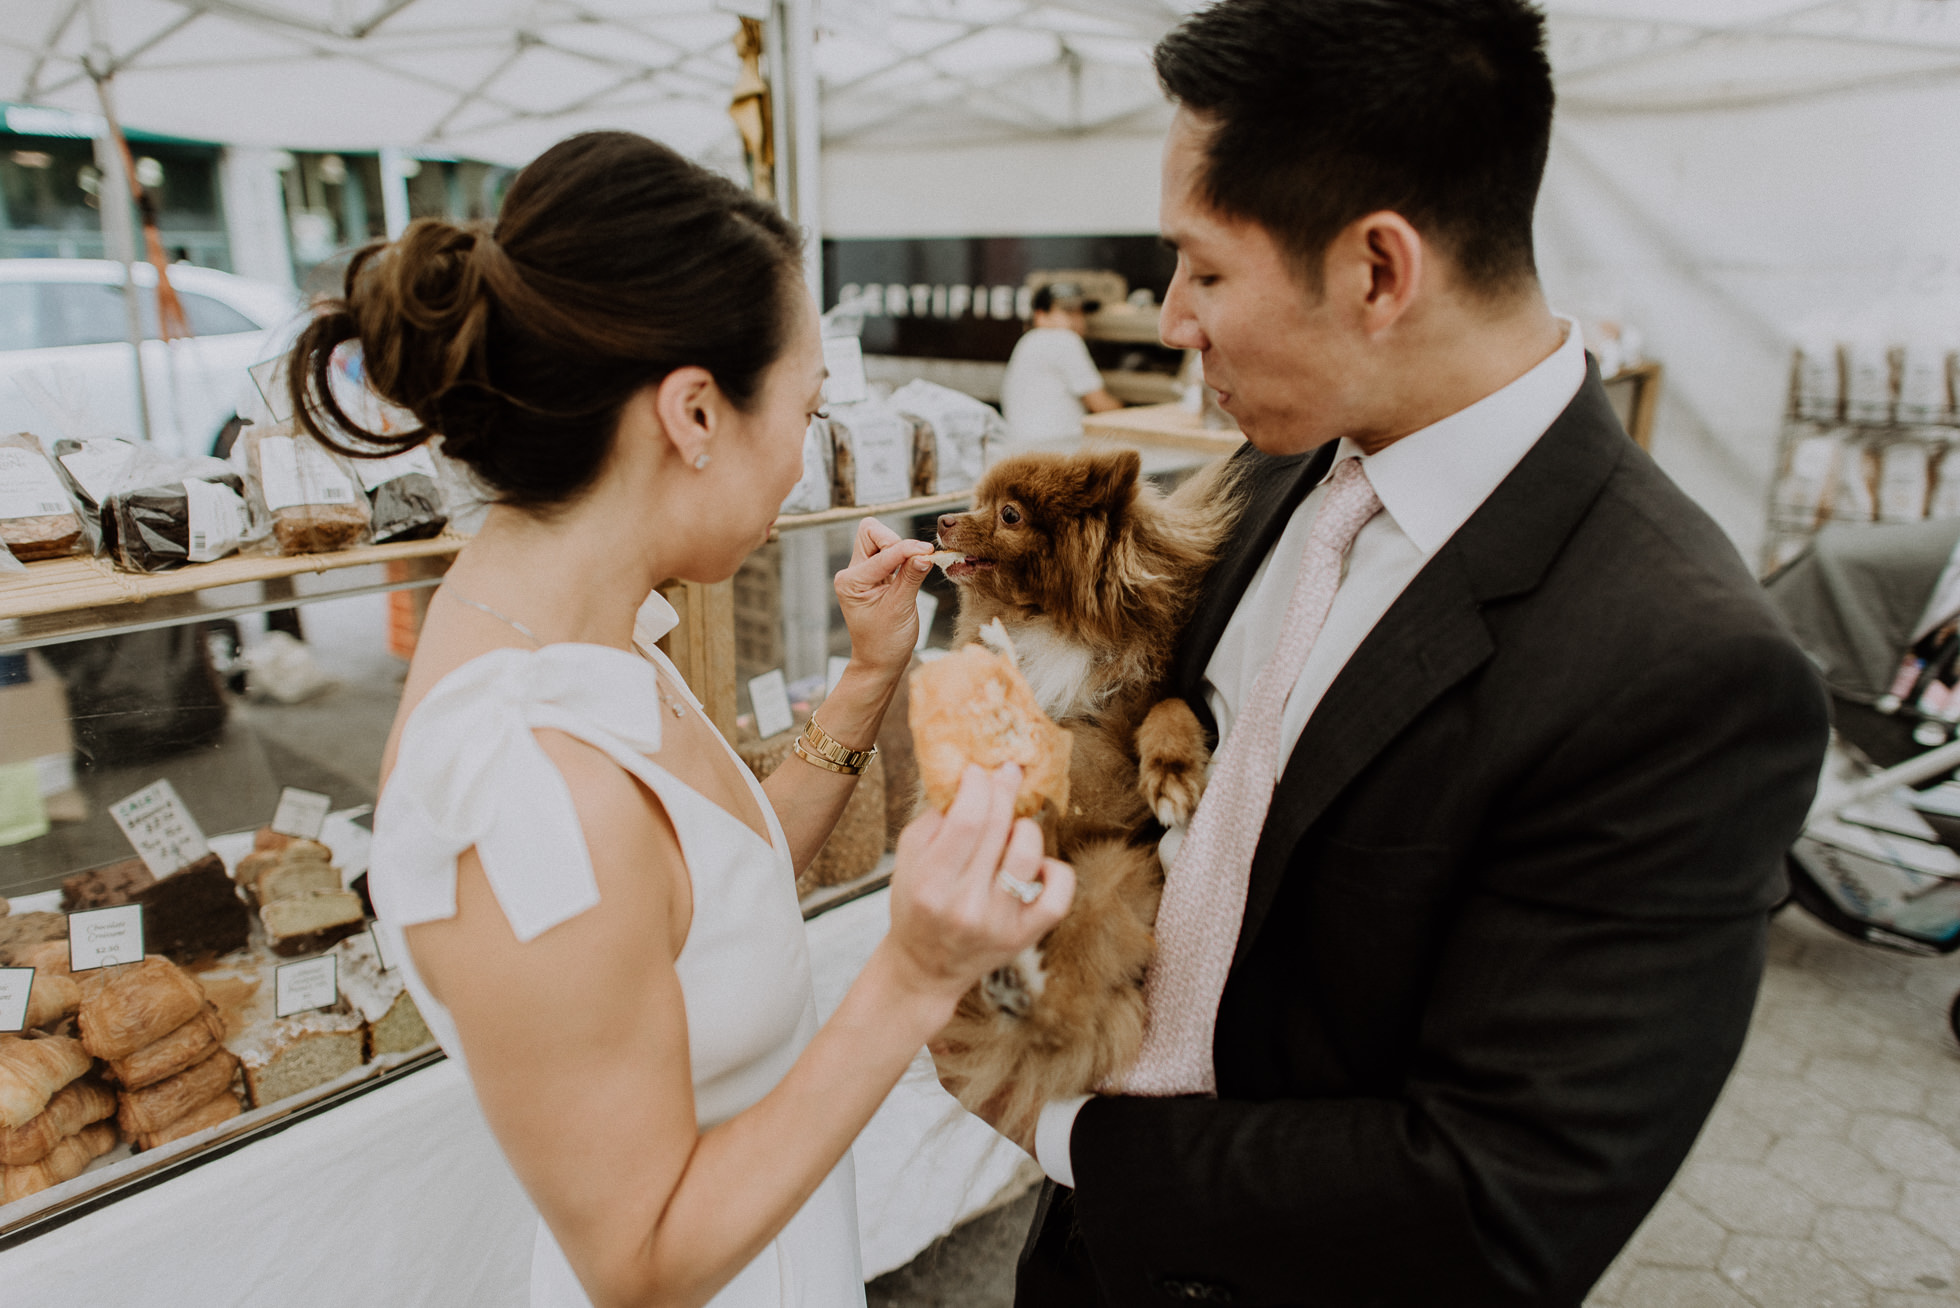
xmin=771 ymin=0 xmax=822 ymax=302
xmin=378 ymin=147 xmax=411 ymax=240
xmin=89 ymin=87 xmax=152 ymax=445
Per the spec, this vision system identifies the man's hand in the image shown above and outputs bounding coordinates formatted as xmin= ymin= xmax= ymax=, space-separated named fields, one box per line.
xmin=928 ymin=1036 xmax=1039 ymax=1155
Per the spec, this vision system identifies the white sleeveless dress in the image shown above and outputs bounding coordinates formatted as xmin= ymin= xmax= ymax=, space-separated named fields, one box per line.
xmin=367 ymin=595 xmax=864 ymax=1308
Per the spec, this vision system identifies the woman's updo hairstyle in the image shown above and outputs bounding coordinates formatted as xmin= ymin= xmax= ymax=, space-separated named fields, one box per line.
xmin=286 ymin=131 xmax=805 ymax=509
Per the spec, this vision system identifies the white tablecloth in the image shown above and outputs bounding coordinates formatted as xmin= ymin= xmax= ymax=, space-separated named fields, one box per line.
xmin=0 ymin=888 xmax=1032 ymax=1304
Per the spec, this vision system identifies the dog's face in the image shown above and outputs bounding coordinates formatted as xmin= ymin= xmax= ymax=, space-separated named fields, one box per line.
xmin=934 ymin=449 xmax=1142 ymax=622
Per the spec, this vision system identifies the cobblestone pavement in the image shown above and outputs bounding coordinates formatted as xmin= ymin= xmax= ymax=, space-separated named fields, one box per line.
xmin=871 ymin=909 xmax=1960 ymax=1307
xmin=1587 ymin=909 xmax=1960 ymax=1308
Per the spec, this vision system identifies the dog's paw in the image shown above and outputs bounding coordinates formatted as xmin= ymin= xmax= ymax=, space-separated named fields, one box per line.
xmin=1141 ymin=754 xmax=1204 ymax=827
xmin=980 ymin=945 xmax=1048 ymax=1018
xmin=1136 ymin=699 xmax=1210 ymax=827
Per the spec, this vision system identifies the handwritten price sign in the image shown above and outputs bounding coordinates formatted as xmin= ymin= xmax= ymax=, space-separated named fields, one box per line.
xmin=110 ymin=780 xmax=209 ymax=878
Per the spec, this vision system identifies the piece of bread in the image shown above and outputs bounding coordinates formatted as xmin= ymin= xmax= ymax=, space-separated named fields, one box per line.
xmin=9 ymin=941 xmax=69 ymax=977
xmin=232 ymin=849 xmax=282 ymax=889
xmin=0 ymin=1036 xmax=92 ymax=1130
xmin=116 ymin=1048 xmax=239 ymax=1138
xmin=133 ymin=1088 xmax=241 ymax=1152
xmin=330 ymin=933 xmax=433 ymax=1057
xmin=0 ymin=1120 xmax=116 ymax=1202
xmin=22 ymin=972 xmax=79 ymax=1031
xmin=260 ymin=890 xmax=366 ymax=958
xmin=60 ymin=857 xmax=155 ymax=912
xmin=236 ymin=1008 xmax=365 ymax=1107
xmin=0 ymin=913 xmax=68 ymax=966
xmin=908 ymin=623 xmax=1072 ymax=819
xmin=105 ymin=1005 xmax=225 ymax=1090
xmin=0 ymin=1078 xmax=115 ymax=1166
xmin=77 ymin=956 xmax=207 ymax=1061
xmin=253 ymin=858 xmax=341 ymax=908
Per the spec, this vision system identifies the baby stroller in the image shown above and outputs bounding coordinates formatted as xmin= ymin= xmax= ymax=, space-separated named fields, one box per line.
xmin=1766 ymin=517 xmax=1960 ymax=1045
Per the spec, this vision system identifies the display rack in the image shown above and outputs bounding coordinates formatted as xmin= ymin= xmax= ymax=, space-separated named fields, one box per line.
xmin=1761 ymin=356 xmax=1960 ymax=573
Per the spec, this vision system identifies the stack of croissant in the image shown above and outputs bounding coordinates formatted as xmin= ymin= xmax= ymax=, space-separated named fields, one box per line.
xmin=78 ymin=956 xmax=242 ymax=1152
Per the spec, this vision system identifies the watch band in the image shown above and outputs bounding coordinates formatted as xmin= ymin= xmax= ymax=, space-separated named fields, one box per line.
xmin=794 ymin=715 xmax=877 ymax=775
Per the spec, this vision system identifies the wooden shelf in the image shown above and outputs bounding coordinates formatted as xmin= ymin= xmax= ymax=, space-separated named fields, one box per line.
xmin=0 ymin=534 xmax=468 ymax=653
xmin=771 ymin=491 xmax=974 ymax=537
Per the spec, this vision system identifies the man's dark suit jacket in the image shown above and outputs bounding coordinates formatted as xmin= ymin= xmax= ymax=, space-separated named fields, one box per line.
xmin=1015 ymin=365 xmax=1830 ymax=1307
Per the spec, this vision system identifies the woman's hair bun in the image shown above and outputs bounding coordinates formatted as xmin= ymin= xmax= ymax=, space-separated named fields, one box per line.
xmin=286 ymin=131 xmax=805 ymax=509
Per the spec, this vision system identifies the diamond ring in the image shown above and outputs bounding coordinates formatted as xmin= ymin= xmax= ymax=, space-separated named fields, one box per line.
xmin=996 ymin=870 xmax=1044 ymax=904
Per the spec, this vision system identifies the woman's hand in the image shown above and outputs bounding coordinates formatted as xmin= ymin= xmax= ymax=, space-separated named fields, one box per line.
xmin=883 ymin=764 xmax=1075 ymax=1009
xmin=834 ymin=517 xmax=934 ymax=681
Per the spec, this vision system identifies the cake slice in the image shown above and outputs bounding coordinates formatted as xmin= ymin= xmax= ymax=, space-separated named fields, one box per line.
xmin=134 ymin=854 xmax=250 ymax=962
xmin=253 ymin=858 xmax=342 ymax=908
xmin=330 ymin=933 xmax=433 ymax=1057
xmin=260 ymin=890 xmax=366 ymax=958
xmin=234 ymin=1008 xmax=365 ymax=1107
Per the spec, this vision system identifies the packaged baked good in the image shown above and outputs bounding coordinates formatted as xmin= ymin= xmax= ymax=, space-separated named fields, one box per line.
xmin=104 ymin=1005 xmax=225 ymax=1090
xmin=116 ymin=1047 xmax=239 ymax=1137
xmin=779 ymin=417 xmax=833 ymax=514
xmin=0 ymin=1119 xmax=115 ymax=1201
xmin=0 ymin=432 xmax=84 ymax=561
xmin=828 ymin=402 xmax=917 ymax=508
xmin=0 ymin=1078 xmax=114 ymax=1165
xmin=908 ymin=620 xmax=1071 ymax=820
xmin=352 ymin=446 xmax=448 ymax=544
xmin=889 ymin=380 xmax=1003 ymax=494
xmin=235 ymin=1007 xmax=365 ymax=1107
xmin=0 ymin=1035 xmax=92 ymax=1129
xmin=76 ymin=955 xmax=207 ymax=1061
xmin=49 ymin=436 xmax=138 ymax=554
xmin=241 ymin=424 xmax=370 ymax=555
xmin=101 ymin=457 xmax=253 ymax=573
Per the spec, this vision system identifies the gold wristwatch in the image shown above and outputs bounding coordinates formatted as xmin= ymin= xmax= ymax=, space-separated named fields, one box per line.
xmin=793 ymin=715 xmax=878 ymax=775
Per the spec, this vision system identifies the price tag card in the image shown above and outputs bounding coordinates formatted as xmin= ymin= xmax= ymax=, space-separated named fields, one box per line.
xmin=270 ymin=787 xmax=333 ymax=840
xmin=915 ymin=591 xmax=940 ymax=651
xmin=110 ymin=780 xmax=208 ymax=878
xmin=69 ymin=905 xmax=145 ymax=972
xmin=368 ymin=927 xmax=393 ymax=973
xmin=827 ymin=655 xmax=851 ymax=698
xmin=821 ymin=336 xmax=868 ymax=405
xmin=749 ymin=669 xmax=795 ymax=741
xmin=276 ymin=955 xmax=339 ymax=1018
xmin=0 ymin=968 xmax=32 ymax=1033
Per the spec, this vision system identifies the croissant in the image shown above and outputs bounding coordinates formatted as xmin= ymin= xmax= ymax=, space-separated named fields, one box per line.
xmin=104 ymin=1006 xmax=225 ymax=1091
xmin=0 ymin=1079 xmax=116 ymax=1165
xmin=0 ymin=1036 xmax=92 ymax=1130
xmin=23 ymin=973 xmax=80 ymax=1032
xmin=117 ymin=1049 xmax=240 ymax=1138
xmin=133 ymin=1089 xmax=241 ymax=1152
xmin=77 ymin=956 xmax=206 ymax=1061
xmin=0 ymin=1120 xmax=116 ymax=1202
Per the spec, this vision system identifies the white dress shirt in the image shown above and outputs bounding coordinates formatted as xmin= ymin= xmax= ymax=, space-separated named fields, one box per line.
xmin=1033 ymin=318 xmax=1587 ymax=1188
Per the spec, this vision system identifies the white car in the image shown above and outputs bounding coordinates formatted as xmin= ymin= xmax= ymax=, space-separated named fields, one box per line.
xmin=0 ymin=259 xmax=301 ymax=458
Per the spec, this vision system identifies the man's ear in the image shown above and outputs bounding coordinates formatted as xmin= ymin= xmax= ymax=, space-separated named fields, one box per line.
xmin=1333 ymin=210 xmax=1423 ymax=338
xmin=651 ymin=366 xmax=720 ymax=467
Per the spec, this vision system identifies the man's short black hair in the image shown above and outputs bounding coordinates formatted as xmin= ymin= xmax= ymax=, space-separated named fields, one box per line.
xmin=1154 ymin=0 xmax=1554 ymax=295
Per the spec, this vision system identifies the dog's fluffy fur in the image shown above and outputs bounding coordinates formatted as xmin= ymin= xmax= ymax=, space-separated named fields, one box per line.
xmin=927 ymin=448 xmax=1241 ymax=1139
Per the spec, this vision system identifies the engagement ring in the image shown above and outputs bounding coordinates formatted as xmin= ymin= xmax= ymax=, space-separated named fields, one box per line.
xmin=995 ymin=870 xmax=1044 ymax=904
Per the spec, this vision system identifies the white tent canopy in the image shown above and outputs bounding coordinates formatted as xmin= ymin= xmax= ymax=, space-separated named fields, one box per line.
xmin=6 ymin=0 xmax=1959 ymax=557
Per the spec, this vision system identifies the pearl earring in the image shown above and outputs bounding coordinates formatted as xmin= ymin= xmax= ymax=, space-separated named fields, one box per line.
xmin=693 ymin=452 xmax=712 ymax=470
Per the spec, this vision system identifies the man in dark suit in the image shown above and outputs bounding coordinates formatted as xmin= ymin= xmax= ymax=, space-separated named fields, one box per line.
xmin=968 ymin=2 xmax=1831 ymax=1304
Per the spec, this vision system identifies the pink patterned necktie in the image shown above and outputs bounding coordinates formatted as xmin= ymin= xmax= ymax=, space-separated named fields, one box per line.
xmin=1117 ymin=457 xmax=1383 ymax=1096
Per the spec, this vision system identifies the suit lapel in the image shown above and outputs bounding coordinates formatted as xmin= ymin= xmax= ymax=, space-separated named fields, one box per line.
xmin=1229 ymin=367 xmax=1631 ymax=970
xmin=1170 ymin=442 xmax=1334 ymax=711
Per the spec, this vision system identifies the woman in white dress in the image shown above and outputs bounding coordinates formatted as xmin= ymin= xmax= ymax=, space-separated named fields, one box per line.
xmin=284 ymin=132 xmax=1073 ymax=1308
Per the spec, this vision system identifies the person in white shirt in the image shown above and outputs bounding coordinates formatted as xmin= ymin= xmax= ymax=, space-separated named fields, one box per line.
xmin=998 ymin=282 xmax=1122 ymax=448
xmin=968 ymin=3 xmax=1829 ymax=1306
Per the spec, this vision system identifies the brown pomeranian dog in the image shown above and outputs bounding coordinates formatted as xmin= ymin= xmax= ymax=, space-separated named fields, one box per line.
xmin=926 ymin=447 xmax=1242 ymax=1140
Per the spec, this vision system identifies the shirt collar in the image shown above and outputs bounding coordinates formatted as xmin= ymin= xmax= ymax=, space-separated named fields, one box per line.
xmin=1327 ymin=316 xmax=1586 ymax=556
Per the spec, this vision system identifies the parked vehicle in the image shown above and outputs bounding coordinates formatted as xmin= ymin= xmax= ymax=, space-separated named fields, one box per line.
xmin=0 ymin=259 xmax=300 ymax=457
